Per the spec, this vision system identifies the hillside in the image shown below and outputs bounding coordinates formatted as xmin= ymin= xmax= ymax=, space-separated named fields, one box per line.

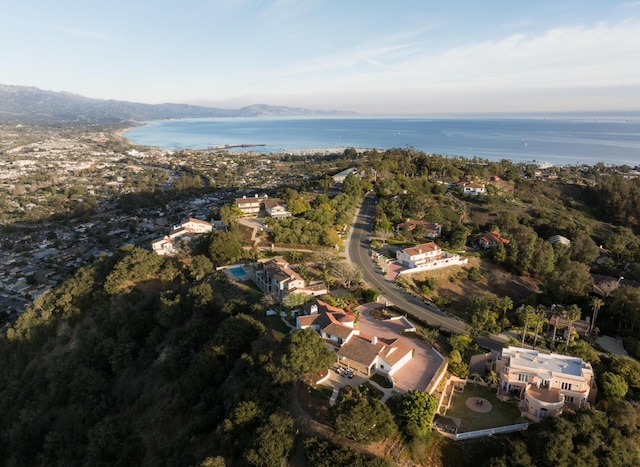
xmin=0 ymin=84 xmax=357 ymax=123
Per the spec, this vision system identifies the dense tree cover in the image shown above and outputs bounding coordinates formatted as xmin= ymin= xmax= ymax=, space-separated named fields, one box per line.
xmin=303 ymin=437 xmax=391 ymax=467
xmin=476 ymin=402 xmax=640 ymax=467
xmin=330 ymin=385 xmax=397 ymax=444
xmin=265 ymin=172 xmax=370 ymax=247
xmin=592 ymin=175 xmax=640 ymax=232
xmin=395 ymin=390 xmax=438 ymax=439
xmin=281 ymin=328 xmax=335 ymax=382
xmin=0 ymin=242 xmax=300 ymax=466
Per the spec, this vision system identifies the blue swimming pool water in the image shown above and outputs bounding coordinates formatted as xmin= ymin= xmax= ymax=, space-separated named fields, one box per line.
xmin=229 ymin=267 xmax=248 ymax=278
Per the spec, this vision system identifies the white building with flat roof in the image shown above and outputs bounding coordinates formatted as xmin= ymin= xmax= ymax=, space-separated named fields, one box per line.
xmin=495 ymin=346 xmax=597 ymax=422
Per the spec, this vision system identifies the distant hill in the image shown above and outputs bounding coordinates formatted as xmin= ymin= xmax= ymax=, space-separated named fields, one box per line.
xmin=0 ymin=84 xmax=357 ymax=123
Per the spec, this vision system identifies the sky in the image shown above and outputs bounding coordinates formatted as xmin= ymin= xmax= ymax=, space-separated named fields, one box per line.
xmin=2 ymin=0 xmax=640 ymax=115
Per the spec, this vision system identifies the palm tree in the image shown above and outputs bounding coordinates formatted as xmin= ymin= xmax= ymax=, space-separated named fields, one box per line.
xmin=564 ymin=304 xmax=582 ymax=352
xmin=487 ymin=370 xmax=500 ymax=388
xmin=550 ymin=305 xmax=564 ymax=349
xmin=520 ymin=305 xmax=535 ymax=347
xmin=500 ymin=296 xmax=514 ymax=332
xmin=589 ymin=297 xmax=604 ymax=337
xmin=532 ymin=305 xmax=549 ymax=350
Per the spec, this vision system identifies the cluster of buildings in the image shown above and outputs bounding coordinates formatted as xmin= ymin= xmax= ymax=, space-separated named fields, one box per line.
xmin=297 ymin=300 xmax=416 ymax=378
xmin=152 ymin=217 xmax=214 ymax=256
xmin=236 ymin=194 xmax=291 ymax=218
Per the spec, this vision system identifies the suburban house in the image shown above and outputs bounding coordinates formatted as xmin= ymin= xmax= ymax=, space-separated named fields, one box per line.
xmin=337 ymin=335 xmax=414 ymax=377
xmin=459 ymin=182 xmax=486 ymax=196
xmin=253 ymin=257 xmax=327 ymax=299
xmin=395 ymin=242 xmax=467 ymax=273
xmin=236 ymin=194 xmax=269 ymax=216
xmin=478 ymin=231 xmax=510 ymax=249
xmin=262 ymin=198 xmax=292 ymax=219
xmin=296 ymin=300 xmax=415 ymax=377
xmin=297 ymin=300 xmax=357 ymax=348
xmin=495 ymin=346 xmax=597 ymax=422
xmin=396 ymin=218 xmax=442 ymax=238
xmin=152 ymin=217 xmax=213 ymax=256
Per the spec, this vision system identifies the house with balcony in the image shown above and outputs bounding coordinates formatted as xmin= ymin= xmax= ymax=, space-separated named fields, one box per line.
xmin=236 ymin=194 xmax=269 ymax=216
xmin=263 ymin=198 xmax=292 ymax=219
xmin=395 ymin=242 xmax=467 ymax=275
xmin=495 ymin=346 xmax=597 ymax=422
xmin=253 ymin=257 xmax=327 ymax=300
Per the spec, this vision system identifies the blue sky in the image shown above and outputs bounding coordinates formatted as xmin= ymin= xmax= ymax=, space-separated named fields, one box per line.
xmin=3 ymin=0 xmax=640 ymax=114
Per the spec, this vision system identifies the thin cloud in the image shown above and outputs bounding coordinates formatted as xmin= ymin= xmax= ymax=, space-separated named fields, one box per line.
xmin=53 ymin=25 xmax=115 ymax=41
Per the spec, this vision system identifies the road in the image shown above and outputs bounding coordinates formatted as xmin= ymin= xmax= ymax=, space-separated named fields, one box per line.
xmin=346 ymin=191 xmax=505 ymax=351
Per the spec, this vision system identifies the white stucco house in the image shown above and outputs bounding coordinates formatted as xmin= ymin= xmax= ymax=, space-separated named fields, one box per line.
xmin=495 ymin=346 xmax=597 ymax=422
xmin=395 ymin=242 xmax=467 ymax=274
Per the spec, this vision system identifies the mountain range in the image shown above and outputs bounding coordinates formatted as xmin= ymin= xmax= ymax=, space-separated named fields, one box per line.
xmin=0 ymin=84 xmax=357 ymax=122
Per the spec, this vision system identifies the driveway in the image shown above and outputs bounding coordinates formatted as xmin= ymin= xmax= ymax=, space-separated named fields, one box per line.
xmin=597 ymin=335 xmax=637 ymax=360
xmin=356 ymin=302 xmax=444 ymax=393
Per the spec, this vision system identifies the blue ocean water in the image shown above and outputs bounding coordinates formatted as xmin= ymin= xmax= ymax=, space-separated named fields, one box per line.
xmin=123 ymin=116 xmax=640 ymax=167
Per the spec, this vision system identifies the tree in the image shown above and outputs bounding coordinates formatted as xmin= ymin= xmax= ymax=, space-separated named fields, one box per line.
xmin=600 ymin=372 xmax=629 ymax=402
xmin=282 ymin=328 xmax=335 ymax=382
xmin=331 ymin=386 xmax=397 ymax=444
xmin=500 ymin=296 xmax=513 ymax=332
xmin=545 ymin=258 xmax=593 ymax=303
xmin=589 ymin=297 xmax=604 ymax=337
xmin=281 ymin=292 xmax=311 ymax=309
xmin=448 ymin=333 xmax=473 ymax=354
xmin=564 ymin=304 xmax=582 ymax=352
xmin=287 ymin=197 xmax=311 ymax=216
xmin=244 ymin=411 xmax=295 ymax=467
xmin=549 ymin=305 xmax=564 ymax=349
xmin=570 ymin=232 xmax=600 ymax=264
xmin=189 ymin=254 xmax=213 ymax=281
xmin=520 ymin=305 xmax=536 ymax=347
xmin=396 ymin=390 xmax=438 ymax=438
xmin=532 ymin=305 xmax=548 ymax=350
xmin=330 ymin=262 xmax=363 ymax=289
xmin=208 ymin=230 xmax=244 ymax=265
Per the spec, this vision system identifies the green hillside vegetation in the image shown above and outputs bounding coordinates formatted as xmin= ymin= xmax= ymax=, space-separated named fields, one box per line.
xmin=2 ymin=145 xmax=640 ymax=465
xmin=0 ymin=238 xmax=327 ymax=466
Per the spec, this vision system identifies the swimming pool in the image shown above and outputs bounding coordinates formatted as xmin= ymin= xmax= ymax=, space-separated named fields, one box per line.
xmin=229 ymin=267 xmax=248 ymax=279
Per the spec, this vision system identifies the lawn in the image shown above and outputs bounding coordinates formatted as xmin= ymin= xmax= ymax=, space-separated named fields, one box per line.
xmin=444 ymin=384 xmax=524 ymax=432
xmin=266 ymin=315 xmax=293 ymax=339
xmin=309 ymin=384 xmax=334 ymax=401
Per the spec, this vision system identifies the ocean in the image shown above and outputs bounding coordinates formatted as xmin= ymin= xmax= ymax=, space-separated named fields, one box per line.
xmin=123 ymin=115 xmax=640 ymax=167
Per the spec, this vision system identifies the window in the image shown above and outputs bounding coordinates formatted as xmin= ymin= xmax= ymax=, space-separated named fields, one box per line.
xmin=540 ymin=379 xmax=550 ymax=388
xmin=518 ymin=373 xmax=531 ymax=383
xmin=561 ymin=382 xmax=573 ymax=391
xmin=565 ymin=396 xmax=574 ymax=403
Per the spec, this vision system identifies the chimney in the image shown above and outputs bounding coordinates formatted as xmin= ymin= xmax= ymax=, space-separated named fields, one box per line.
xmin=310 ymin=304 xmax=318 ymax=315
xmin=371 ymin=336 xmax=378 ymax=345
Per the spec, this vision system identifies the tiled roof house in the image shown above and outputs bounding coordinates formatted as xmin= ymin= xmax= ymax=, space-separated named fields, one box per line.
xmin=296 ymin=300 xmax=414 ymax=376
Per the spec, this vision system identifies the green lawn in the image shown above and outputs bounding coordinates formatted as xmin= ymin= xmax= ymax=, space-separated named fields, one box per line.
xmin=444 ymin=384 xmax=524 ymax=432
xmin=310 ymin=384 xmax=334 ymax=401
xmin=370 ymin=372 xmax=393 ymax=388
xmin=267 ymin=315 xmax=293 ymax=338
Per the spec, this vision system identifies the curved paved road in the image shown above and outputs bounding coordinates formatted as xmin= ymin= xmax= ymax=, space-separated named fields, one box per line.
xmin=346 ymin=191 xmax=504 ymax=351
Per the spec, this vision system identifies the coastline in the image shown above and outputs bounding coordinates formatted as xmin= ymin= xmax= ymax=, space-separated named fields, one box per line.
xmin=117 ymin=117 xmax=640 ymax=167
